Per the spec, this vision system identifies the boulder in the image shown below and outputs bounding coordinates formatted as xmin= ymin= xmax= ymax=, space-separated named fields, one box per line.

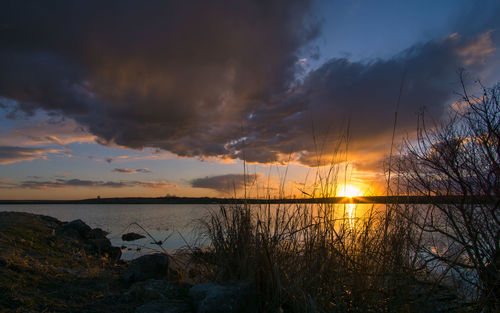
xmin=122 ymin=279 xmax=191 ymax=302
xmin=0 ymin=212 xmax=128 ymax=311
xmin=0 ymin=211 xmax=62 ymax=230
xmin=89 ymin=228 xmax=109 ymax=239
xmin=124 ymin=253 xmax=172 ymax=283
xmin=57 ymin=220 xmax=121 ymax=261
xmin=189 ymin=280 xmax=256 ymax=313
xmin=58 ymin=219 xmax=92 ymax=239
xmin=122 ymin=232 xmax=146 ymax=241
xmin=88 ymin=238 xmax=122 ymax=261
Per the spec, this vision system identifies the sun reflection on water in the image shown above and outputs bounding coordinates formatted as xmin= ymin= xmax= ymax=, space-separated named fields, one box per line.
xmin=337 ymin=184 xmax=363 ymax=228
xmin=346 ymin=203 xmax=356 ymax=228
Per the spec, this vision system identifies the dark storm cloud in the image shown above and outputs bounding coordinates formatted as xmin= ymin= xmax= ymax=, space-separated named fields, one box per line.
xmin=191 ymin=174 xmax=259 ymax=193
xmin=0 ymin=0 xmax=319 ymax=156
xmin=0 ymin=146 xmax=64 ymax=164
xmin=235 ymin=35 xmax=483 ymax=166
xmin=113 ymin=168 xmax=152 ymax=174
xmin=1 ymin=179 xmax=176 ymax=189
xmin=20 ymin=179 xmax=128 ymax=189
xmin=0 ymin=1 xmax=498 ymax=169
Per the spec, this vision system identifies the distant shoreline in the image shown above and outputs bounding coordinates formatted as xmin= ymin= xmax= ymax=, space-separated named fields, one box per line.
xmin=0 ymin=195 xmax=497 ymax=205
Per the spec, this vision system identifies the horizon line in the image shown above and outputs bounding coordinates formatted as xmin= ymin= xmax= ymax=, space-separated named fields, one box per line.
xmin=0 ymin=195 xmax=497 ymax=205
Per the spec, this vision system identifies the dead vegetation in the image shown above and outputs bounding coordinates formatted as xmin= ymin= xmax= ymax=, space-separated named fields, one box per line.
xmin=190 ymin=78 xmax=499 ymax=313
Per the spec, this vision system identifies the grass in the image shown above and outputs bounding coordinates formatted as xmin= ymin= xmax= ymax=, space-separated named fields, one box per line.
xmin=189 ymin=198 xmax=470 ymax=313
xmin=182 ymin=113 xmax=464 ymax=311
xmin=185 ymin=76 xmax=500 ymax=313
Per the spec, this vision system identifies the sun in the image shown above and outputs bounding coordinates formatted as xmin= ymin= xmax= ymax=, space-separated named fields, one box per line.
xmin=337 ymin=184 xmax=363 ymax=198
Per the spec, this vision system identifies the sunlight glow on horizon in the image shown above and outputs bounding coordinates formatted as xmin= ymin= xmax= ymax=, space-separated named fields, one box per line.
xmin=337 ymin=184 xmax=363 ymax=198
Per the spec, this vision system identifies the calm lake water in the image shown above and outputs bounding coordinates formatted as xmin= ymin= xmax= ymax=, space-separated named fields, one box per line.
xmin=0 ymin=203 xmax=384 ymax=260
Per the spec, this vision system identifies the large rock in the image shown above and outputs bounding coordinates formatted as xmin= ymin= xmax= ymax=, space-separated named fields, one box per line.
xmin=89 ymin=227 xmax=109 ymax=239
xmin=122 ymin=232 xmax=146 ymax=241
xmin=89 ymin=238 xmax=122 ymax=261
xmin=0 ymin=212 xmax=128 ymax=311
xmin=57 ymin=219 xmax=121 ymax=261
xmin=122 ymin=279 xmax=190 ymax=302
xmin=124 ymin=253 xmax=174 ymax=283
xmin=189 ymin=280 xmax=256 ymax=313
xmin=0 ymin=211 xmax=62 ymax=230
xmin=58 ymin=219 xmax=92 ymax=239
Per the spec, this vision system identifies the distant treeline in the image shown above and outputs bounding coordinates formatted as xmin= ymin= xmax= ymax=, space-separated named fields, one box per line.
xmin=0 ymin=195 xmax=497 ymax=205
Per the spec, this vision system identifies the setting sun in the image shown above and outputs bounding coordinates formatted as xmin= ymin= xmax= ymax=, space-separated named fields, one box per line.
xmin=337 ymin=184 xmax=363 ymax=198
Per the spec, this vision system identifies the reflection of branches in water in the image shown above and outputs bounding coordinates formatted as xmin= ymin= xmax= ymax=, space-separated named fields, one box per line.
xmin=112 ymin=221 xmax=173 ymax=256
xmin=128 ymin=222 xmax=170 ymax=255
xmin=393 ymin=76 xmax=499 ymax=310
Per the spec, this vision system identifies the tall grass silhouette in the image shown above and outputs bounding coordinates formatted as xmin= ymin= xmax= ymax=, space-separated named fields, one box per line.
xmin=189 ymin=76 xmax=499 ymax=312
xmin=192 ymin=135 xmax=439 ymax=312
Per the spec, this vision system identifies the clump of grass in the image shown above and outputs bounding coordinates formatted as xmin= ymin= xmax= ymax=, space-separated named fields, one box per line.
xmin=187 ymin=117 xmax=437 ymax=312
xmin=193 ymin=197 xmax=454 ymax=312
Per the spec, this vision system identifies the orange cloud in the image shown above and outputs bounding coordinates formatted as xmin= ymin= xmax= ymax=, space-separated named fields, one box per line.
xmin=0 ymin=146 xmax=65 ymax=165
xmin=0 ymin=119 xmax=95 ymax=147
xmin=457 ymin=30 xmax=496 ymax=65
xmin=0 ymin=178 xmax=177 ymax=190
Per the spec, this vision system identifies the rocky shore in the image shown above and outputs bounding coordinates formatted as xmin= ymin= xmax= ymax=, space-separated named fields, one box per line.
xmin=0 ymin=212 xmax=255 ymax=313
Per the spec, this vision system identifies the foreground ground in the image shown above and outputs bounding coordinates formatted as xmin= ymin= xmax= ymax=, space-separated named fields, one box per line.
xmin=0 ymin=212 xmax=193 ymax=313
xmin=0 ymin=210 xmax=478 ymax=313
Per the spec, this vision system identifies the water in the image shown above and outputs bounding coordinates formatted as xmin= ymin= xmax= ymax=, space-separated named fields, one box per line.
xmin=0 ymin=204 xmax=214 ymax=259
xmin=0 ymin=203 xmax=380 ymax=259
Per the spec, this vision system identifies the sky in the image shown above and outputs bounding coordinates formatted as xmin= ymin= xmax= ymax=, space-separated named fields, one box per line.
xmin=0 ymin=0 xmax=499 ymax=200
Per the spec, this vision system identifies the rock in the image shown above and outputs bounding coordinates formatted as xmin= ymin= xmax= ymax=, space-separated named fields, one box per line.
xmin=124 ymin=253 xmax=172 ymax=283
xmin=56 ymin=220 xmax=122 ymax=261
xmin=189 ymin=280 xmax=256 ymax=313
xmin=90 ymin=238 xmax=111 ymax=251
xmin=122 ymin=232 xmax=146 ymax=241
xmin=122 ymin=279 xmax=191 ymax=302
xmin=89 ymin=238 xmax=122 ymax=261
xmin=0 ymin=212 xmax=121 ymax=261
xmin=58 ymin=219 xmax=92 ymax=239
xmin=0 ymin=211 xmax=62 ymax=230
xmin=58 ymin=220 xmax=122 ymax=261
xmin=0 ymin=212 xmax=128 ymax=311
xmin=89 ymin=228 xmax=108 ymax=239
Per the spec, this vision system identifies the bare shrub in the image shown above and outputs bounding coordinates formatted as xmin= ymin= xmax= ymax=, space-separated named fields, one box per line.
xmin=187 ymin=77 xmax=500 ymax=312
xmin=394 ymin=76 xmax=499 ymax=311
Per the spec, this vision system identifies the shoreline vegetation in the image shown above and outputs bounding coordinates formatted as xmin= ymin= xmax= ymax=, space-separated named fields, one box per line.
xmin=1 ymin=194 xmax=498 ymax=205
xmin=0 ymin=81 xmax=497 ymax=312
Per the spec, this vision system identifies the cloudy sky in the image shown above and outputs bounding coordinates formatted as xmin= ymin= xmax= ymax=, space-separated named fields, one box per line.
xmin=1 ymin=0 xmax=499 ymax=199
